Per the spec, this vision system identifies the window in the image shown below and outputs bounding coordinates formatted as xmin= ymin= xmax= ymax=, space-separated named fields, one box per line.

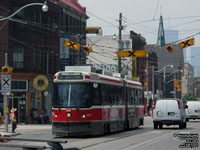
xmin=13 ymin=47 xmax=24 ymax=69
xmin=12 ymin=80 xmax=28 ymax=91
xmin=91 ymin=83 xmax=101 ymax=105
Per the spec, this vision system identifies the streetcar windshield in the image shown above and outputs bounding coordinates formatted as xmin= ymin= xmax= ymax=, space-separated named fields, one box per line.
xmin=53 ymin=83 xmax=91 ymax=108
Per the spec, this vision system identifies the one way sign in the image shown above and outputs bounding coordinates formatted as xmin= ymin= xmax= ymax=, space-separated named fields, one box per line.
xmin=1 ymin=74 xmax=11 ymax=95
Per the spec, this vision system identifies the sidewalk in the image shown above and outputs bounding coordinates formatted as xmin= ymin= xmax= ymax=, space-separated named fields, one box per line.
xmin=0 ymin=124 xmax=52 ymax=137
xmin=0 ymin=124 xmax=21 ymax=136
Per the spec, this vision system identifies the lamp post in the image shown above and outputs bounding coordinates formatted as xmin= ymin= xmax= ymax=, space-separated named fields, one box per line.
xmin=0 ymin=1 xmax=48 ymax=132
xmin=0 ymin=1 xmax=48 ymax=21
xmin=154 ymin=65 xmax=173 ymax=98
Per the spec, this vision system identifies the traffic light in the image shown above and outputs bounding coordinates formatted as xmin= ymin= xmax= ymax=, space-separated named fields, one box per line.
xmin=1 ymin=66 xmax=13 ymax=74
xmin=174 ymin=80 xmax=178 ymax=88
xmin=166 ymin=45 xmax=174 ymax=53
xmin=177 ymin=85 xmax=181 ymax=92
xmin=84 ymin=46 xmax=93 ymax=53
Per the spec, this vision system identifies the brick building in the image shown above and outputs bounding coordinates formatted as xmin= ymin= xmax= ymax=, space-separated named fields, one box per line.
xmin=0 ymin=0 xmax=87 ymax=124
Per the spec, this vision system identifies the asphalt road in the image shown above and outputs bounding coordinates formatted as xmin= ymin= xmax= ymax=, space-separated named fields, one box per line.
xmin=0 ymin=117 xmax=199 ymax=150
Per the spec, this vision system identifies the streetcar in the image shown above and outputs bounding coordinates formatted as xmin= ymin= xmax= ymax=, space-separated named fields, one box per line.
xmin=52 ymin=66 xmax=144 ymax=136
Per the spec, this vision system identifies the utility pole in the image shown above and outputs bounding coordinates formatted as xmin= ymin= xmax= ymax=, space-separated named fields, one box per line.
xmin=77 ymin=34 xmax=81 ymax=65
xmin=152 ymin=65 xmax=155 ymax=102
xmin=118 ymin=13 xmax=123 ymax=73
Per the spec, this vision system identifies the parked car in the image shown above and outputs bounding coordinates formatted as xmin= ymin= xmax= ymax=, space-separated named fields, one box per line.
xmin=186 ymin=101 xmax=200 ymax=121
xmin=153 ymin=98 xmax=188 ymax=129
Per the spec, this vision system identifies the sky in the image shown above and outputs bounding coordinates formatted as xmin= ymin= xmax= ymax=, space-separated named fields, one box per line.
xmin=79 ymin=0 xmax=200 ymax=45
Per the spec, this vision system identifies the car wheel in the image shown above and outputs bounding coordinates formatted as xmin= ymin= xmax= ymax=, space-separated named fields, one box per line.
xmin=186 ymin=118 xmax=189 ymax=122
xmin=154 ymin=123 xmax=158 ymax=129
xmin=183 ymin=122 xmax=187 ymax=128
xmin=179 ymin=122 xmax=184 ymax=129
xmin=159 ymin=124 xmax=163 ymax=129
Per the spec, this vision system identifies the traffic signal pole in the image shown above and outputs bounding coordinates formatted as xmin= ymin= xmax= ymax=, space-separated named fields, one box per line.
xmin=4 ymin=53 xmax=9 ymax=132
xmin=118 ymin=13 xmax=122 ymax=73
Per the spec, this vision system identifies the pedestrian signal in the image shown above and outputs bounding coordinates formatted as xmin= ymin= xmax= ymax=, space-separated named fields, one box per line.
xmin=166 ymin=45 xmax=174 ymax=53
xmin=1 ymin=66 xmax=13 ymax=74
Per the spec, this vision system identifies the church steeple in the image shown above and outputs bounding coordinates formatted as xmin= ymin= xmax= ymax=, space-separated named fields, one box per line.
xmin=157 ymin=15 xmax=165 ymax=46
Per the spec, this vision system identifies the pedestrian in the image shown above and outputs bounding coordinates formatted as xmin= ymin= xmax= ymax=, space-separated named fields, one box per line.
xmin=10 ymin=108 xmax=17 ymax=133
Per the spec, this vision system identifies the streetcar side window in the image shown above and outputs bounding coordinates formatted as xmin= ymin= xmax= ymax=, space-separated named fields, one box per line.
xmin=138 ymin=90 xmax=144 ymax=104
xmin=135 ymin=90 xmax=139 ymax=105
xmin=118 ymin=87 xmax=124 ymax=105
xmin=91 ymin=83 xmax=101 ymax=105
xmin=101 ymin=84 xmax=108 ymax=105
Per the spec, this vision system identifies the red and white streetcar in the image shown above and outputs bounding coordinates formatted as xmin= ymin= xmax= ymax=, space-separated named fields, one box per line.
xmin=52 ymin=66 xmax=144 ymax=136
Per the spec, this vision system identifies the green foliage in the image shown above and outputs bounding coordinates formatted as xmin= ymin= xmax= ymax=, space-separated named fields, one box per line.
xmin=182 ymin=93 xmax=196 ymax=102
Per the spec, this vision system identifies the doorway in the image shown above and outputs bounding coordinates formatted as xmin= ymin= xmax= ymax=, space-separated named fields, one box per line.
xmin=9 ymin=97 xmax=26 ymax=124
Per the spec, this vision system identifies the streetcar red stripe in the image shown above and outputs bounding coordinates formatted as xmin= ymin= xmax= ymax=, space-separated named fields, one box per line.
xmin=100 ymin=77 xmax=122 ymax=83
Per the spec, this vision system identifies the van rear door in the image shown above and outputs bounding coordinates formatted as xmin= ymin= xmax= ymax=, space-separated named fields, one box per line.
xmin=166 ymin=100 xmax=180 ymax=120
xmin=154 ymin=100 xmax=167 ymax=120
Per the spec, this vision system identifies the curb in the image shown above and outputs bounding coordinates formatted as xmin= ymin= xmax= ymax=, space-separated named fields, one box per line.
xmin=0 ymin=132 xmax=21 ymax=137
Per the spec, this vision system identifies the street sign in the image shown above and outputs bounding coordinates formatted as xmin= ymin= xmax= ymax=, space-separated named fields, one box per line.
xmin=1 ymin=74 xmax=11 ymax=95
xmin=86 ymin=27 xmax=101 ymax=34
xmin=178 ymin=38 xmax=194 ymax=49
xmin=64 ymin=40 xmax=80 ymax=51
xmin=117 ymin=50 xmax=147 ymax=57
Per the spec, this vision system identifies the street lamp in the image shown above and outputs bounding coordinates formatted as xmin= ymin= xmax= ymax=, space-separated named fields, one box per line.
xmin=0 ymin=1 xmax=48 ymax=133
xmin=0 ymin=1 xmax=48 ymax=21
xmin=155 ymin=65 xmax=173 ymax=98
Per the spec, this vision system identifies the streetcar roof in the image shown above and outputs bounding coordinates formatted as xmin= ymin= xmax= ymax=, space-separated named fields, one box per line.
xmin=54 ymin=69 xmax=142 ymax=89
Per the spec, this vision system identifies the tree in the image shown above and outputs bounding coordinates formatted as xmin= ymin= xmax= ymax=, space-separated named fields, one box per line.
xmin=182 ymin=93 xmax=196 ymax=102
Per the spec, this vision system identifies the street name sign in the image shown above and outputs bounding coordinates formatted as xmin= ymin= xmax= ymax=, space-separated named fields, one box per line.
xmin=64 ymin=40 xmax=80 ymax=51
xmin=178 ymin=38 xmax=194 ymax=49
xmin=117 ymin=50 xmax=147 ymax=57
xmin=1 ymin=74 xmax=11 ymax=95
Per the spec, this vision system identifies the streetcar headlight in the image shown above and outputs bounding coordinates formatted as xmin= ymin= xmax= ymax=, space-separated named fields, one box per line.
xmin=66 ymin=112 xmax=71 ymax=118
xmin=82 ymin=114 xmax=86 ymax=118
xmin=55 ymin=114 xmax=58 ymax=118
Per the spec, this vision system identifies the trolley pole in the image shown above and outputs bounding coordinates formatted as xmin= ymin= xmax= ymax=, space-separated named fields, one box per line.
xmin=118 ymin=13 xmax=123 ymax=73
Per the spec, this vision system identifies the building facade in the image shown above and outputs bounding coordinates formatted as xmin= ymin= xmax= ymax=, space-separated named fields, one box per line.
xmin=0 ymin=0 xmax=87 ymax=124
xmin=182 ymin=63 xmax=194 ymax=97
xmin=145 ymin=44 xmax=184 ymax=99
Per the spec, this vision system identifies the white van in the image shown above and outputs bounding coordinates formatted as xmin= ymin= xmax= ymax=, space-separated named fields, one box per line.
xmin=186 ymin=101 xmax=200 ymax=121
xmin=153 ymin=99 xmax=187 ymax=129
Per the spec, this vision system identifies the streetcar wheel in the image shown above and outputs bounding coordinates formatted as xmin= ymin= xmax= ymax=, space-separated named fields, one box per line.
xmin=103 ymin=124 xmax=108 ymax=135
xmin=104 ymin=124 xmax=110 ymax=135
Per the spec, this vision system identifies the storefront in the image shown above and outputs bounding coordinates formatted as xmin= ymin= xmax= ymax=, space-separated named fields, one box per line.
xmin=0 ymin=73 xmax=52 ymax=124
